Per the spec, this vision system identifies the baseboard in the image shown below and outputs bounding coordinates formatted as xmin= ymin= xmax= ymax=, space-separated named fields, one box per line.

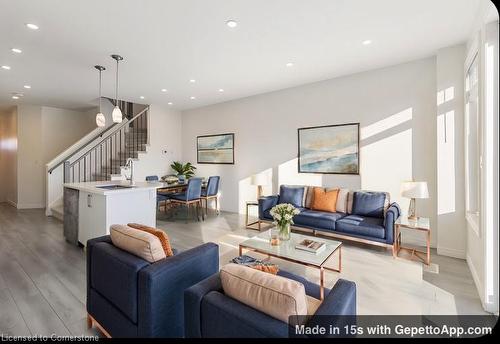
xmin=16 ymin=203 xmax=45 ymax=209
xmin=5 ymin=199 xmax=17 ymax=208
xmin=437 ymin=246 xmax=466 ymax=259
xmin=466 ymin=254 xmax=486 ymax=309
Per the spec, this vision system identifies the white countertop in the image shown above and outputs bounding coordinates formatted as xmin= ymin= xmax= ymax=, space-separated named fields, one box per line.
xmin=63 ymin=180 xmax=167 ymax=195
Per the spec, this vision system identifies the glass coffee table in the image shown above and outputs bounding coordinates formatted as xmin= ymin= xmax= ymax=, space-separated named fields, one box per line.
xmin=239 ymin=229 xmax=342 ymax=300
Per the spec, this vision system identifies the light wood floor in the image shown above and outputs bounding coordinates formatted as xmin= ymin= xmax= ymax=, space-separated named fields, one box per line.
xmin=0 ymin=204 xmax=487 ymax=336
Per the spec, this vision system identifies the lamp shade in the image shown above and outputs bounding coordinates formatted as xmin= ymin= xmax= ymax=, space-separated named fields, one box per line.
xmin=112 ymin=106 xmax=123 ymax=123
xmin=401 ymin=181 xmax=429 ymax=199
xmin=251 ymin=174 xmax=268 ymax=186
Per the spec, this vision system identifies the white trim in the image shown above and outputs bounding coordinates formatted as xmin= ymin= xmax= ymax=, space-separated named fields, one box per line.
xmin=437 ymin=246 xmax=466 ymax=259
xmin=466 ymin=212 xmax=481 ymax=236
xmin=467 ymin=253 xmax=486 ymax=309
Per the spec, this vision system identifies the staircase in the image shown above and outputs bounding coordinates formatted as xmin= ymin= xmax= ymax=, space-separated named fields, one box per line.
xmin=46 ymin=100 xmax=149 ymax=220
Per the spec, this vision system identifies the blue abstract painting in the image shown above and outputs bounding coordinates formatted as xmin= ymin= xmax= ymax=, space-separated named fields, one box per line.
xmin=298 ymin=124 xmax=359 ymax=174
xmin=197 ymin=133 xmax=234 ymax=164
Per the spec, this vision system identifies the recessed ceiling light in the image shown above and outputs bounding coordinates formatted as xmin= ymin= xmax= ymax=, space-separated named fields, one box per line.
xmin=140 ymin=96 xmax=145 ymax=99
xmin=12 ymin=95 xmax=19 ymax=100
xmin=161 ymin=88 xmax=167 ymax=92
xmin=11 ymin=48 xmax=22 ymax=54
xmin=24 ymin=85 xmax=31 ymax=89
xmin=1 ymin=65 xmax=11 ymax=70
xmin=286 ymin=62 xmax=294 ymax=67
xmin=362 ymin=40 xmax=372 ymax=45
xmin=190 ymin=96 xmax=196 ymax=100
xmin=167 ymin=102 xmax=173 ymax=105
xmin=218 ymin=89 xmax=224 ymax=93
xmin=26 ymin=23 xmax=39 ymax=30
xmin=226 ymin=20 xmax=238 ymax=28
xmin=189 ymin=79 xmax=196 ymax=83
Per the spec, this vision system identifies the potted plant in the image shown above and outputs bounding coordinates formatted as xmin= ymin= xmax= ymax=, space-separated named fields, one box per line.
xmin=170 ymin=162 xmax=196 ymax=182
xmin=269 ymin=203 xmax=300 ymax=241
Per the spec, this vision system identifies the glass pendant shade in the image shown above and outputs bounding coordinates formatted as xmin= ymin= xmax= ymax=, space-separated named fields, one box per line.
xmin=96 ymin=112 xmax=106 ymax=127
xmin=111 ymin=55 xmax=124 ymax=123
xmin=112 ymin=106 xmax=123 ymax=123
xmin=94 ymin=65 xmax=106 ymax=127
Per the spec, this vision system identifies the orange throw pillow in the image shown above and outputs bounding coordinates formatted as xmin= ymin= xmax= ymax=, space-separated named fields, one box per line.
xmin=250 ymin=264 xmax=279 ymax=275
xmin=127 ymin=223 xmax=174 ymax=257
xmin=311 ymin=187 xmax=339 ymax=213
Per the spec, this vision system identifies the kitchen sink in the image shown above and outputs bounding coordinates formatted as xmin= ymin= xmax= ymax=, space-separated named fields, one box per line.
xmin=96 ymin=184 xmax=135 ymax=190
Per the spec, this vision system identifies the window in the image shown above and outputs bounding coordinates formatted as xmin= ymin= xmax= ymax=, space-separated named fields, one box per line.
xmin=465 ymin=52 xmax=480 ymax=229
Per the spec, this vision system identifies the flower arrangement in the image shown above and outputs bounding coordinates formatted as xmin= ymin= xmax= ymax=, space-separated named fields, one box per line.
xmin=269 ymin=203 xmax=300 ymax=241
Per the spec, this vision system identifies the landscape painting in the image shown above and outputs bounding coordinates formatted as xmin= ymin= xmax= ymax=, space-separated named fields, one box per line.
xmin=197 ymin=133 xmax=235 ymax=164
xmin=298 ymin=123 xmax=359 ymax=174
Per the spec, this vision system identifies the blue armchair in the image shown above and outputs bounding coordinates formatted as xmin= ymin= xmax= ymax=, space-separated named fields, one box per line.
xmin=86 ymin=235 xmax=219 ymax=338
xmin=184 ymin=269 xmax=356 ymax=338
xmin=168 ymin=177 xmax=204 ymax=221
xmin=201 ymin=176 xmax=220 ymax=216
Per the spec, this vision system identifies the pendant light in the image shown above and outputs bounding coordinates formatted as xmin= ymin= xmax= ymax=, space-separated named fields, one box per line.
xmin=111 ymin=54 xmax=124 ymax=123
xmin=94 ymin=65 xmax=106 ymax=127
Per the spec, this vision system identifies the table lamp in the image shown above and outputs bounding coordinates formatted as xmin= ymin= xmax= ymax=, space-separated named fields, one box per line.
xmin=251 ymin=174 xmax=268 ymax=200
xmin=401 ymin=181 xmax=429 ymax=220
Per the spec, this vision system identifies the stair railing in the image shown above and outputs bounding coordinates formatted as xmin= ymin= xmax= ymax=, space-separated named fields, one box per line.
xmin=58 ymin=106 xmax=148 ymax=183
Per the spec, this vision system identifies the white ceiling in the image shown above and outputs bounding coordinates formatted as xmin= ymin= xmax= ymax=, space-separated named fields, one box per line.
xmin=0 ymin=0 xmax=483 ymax=111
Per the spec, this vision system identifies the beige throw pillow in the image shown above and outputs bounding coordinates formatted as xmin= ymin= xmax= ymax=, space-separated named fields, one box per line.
xmin=220 ymin=263 xmax=311 ymax=324
xmin=304 ymin=186 xmax=315 ymax=209
xmin=110 ymin=224 xmax=166 ymax=263
xmin=335 ymin=189 xmax=350 ymax=213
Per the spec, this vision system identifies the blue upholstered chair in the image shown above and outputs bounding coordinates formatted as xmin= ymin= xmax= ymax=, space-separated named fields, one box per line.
xmin=184 ymin=269 xmax=356 ymax=338
xmin=168 ymin=177 xmax=204 ymax=221
xmin=200 ymin=176 xmax=220 ymax=216
xmin=146 ymin=175 xmax=169 ymax=211
xmin=86 ymin=235 xmax=219 ymax=338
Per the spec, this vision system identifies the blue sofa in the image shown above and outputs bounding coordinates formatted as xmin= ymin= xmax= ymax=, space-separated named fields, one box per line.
xmin=86 ymin=235 xmax=219 ymax=338
xmin=184 ymin=270 xmax=356 ymax=338
xmin=259 ymin=186 xmax=401 ymax=253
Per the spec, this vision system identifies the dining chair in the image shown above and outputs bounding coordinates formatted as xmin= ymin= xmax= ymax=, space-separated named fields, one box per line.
xmin=146 ymin=175 xmax=168 ymax=211
xmin=167 ymin=177 xmax=204 ymax=222
xmin=201 ymin=176 xmax=220 ymax=216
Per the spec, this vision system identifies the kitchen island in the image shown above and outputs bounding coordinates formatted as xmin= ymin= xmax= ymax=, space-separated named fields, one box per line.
xmin=63 ymin=180 xmax=166 ymax=247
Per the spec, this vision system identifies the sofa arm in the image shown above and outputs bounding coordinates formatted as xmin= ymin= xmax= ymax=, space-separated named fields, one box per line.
xmin=86 ymin=235 xmax=113 ymax=313
xmin=305 ymin=279 xmax=356 ymax=338
xmin=137 ymin=243 xmax=219 ymax=338
xmin=184 ymin=273 xmax=222 ymax=338
xmin=313 ymin=279 xmax=356 ymax=317
xmin=258 ymin=195 xmax=279 ymax=220
xmin=384 ymin=202 xmax=401 ymax=244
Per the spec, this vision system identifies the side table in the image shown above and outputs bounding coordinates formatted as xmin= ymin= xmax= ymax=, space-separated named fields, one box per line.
xmin=395 ymin=217 xmax=431 ymax=265
xmin=245 ymin=201 xmax=261 ymax=230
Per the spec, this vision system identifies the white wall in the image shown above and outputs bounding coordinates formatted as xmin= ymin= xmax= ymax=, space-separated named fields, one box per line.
xmin=0 ymin=107 xmax=18 ymax=205
xmin=16 ymin=104 xmax=96 ymax=208
xmin=132 ymin=104 xmax=183 ymax=181
xmin=436 ymin=44 xmax=467 ymax=259
xmin=182 ymin=57 xmax=438 ymax=246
